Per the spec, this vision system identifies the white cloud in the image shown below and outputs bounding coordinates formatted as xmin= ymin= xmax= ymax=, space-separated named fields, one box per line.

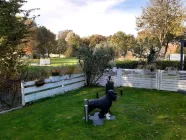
xmin=23 ymin=0 xmax=139 ymax=37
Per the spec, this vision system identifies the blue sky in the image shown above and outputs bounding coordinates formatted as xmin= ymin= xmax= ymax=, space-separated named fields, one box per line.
xmin=23 ymin=0 xmax=149 ymax=37
xmin=112 ymin=0 xmax=148 ymax=12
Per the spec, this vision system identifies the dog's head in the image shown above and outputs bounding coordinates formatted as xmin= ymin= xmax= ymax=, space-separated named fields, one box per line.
xmin=107 ymin=90 xmax=117 ymax=101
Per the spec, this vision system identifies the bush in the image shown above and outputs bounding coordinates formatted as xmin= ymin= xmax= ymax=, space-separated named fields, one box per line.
xmin=109 ymin=60 xmax=180 ymax=70
xmin=73 ymin=65 xmax=83 ymax=74
xmin=155 ymin=61 xmax=180 ymax=70
xmin=114 ymin=60 xmax=146 ymax=69
xmin=78 ymin=43 xmax=115 ymax=86
xmin=51 ymin=69 xmax=60 ymax=76
xmin=23 ymin=66 xmax=52 ymax=81
xmin=23 ymin=64 xmax=83 ymax=81
xmin=63 ymin=65 xmax=76 ymax=75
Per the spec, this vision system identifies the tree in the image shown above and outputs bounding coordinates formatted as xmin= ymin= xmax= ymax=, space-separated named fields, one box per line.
xmin=56 ymin=30 xmax=71 ymax=57
xmin=77 ymin=42 xmax=115 ymax=86
xmin=58 ymin=30 xmax=72 ymax=40
xmin=0 ymin=0 xmax=37 ymax=79
xmin=0 ymin=0 xmax=37 ymax=107
xmin=132 ymin=30 xmax=160 ymax=59
xmin=66 ymin=32 xmax=81 ymax=47
xmin=81 ymin=37 xmax=90 ymax=47
xmin=65 ymin=31 xmax=82 ymax=57
xmin=136 ymin=0 xmax=186 ymax=58
xmin=22 ymin=19 xmax=38 ymax=55
xmin=36 ymin=26 xmax=56 ymax=58
xmin=110 ymin=31 xmax=135 ymax=57
xmin=132 ymin=38 xmax=148 ymax=59
xmin=57 ymin=38 xmax=67 ymax=57
xmin=147 ymin=48 xmax=156 ymax=63
xmin=89 ymin=34 xmax=106 ymax=47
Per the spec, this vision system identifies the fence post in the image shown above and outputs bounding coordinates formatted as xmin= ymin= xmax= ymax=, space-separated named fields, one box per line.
xmin=21 ymin=81 xmax=25 ymax=106
xmin=131 ymin=70 xmax=134 ymax=87
xmin=159 ymin=70 xmax=162 ymax=91
xmin=84 ymin=74 xmax=87 ymax=86
xmin=117 ymin=68 xmax=122 ymax=87
xmin=156 ymin=70 xmax=160 ymax=90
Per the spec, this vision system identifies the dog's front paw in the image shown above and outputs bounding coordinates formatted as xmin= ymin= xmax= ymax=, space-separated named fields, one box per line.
xmin=106 ymin=113 xmax=111 ymax=120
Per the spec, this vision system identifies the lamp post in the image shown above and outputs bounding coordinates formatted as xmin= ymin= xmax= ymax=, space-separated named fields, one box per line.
xmin=180 ymin=32 xmax=186 ymax=70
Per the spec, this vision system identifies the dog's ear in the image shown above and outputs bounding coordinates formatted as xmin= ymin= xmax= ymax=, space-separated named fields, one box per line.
xmin=108 ymin=90 xmax=117 ymax=101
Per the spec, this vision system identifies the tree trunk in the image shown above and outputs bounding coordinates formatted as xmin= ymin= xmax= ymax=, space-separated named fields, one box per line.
xmin=86 ymin=73 xmax=91 ymax=86
xmin=42 ymin=54 xmax=45 ymax=59
xmin=163 ymin=42 xmax=169 ymax=58
xmin=156 ymin=40 xmax=164 ymax=60
xmin=48 ymin=50 xmax=50 ymax=58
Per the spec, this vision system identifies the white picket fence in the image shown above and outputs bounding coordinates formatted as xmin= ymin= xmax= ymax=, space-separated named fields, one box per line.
xmin=160 ymin=70 xmax=186 ymax=91
xmin=21 ymin=69 xmax=186 ymax=105
xmin=97 ymin=69 xmax=186 ymax=92
xmin=21 ymin=74 xmax=86 ymax=105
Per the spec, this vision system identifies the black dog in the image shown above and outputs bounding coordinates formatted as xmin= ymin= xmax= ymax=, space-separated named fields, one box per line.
xmin=88 ymin=90 xmax=117 ymax=118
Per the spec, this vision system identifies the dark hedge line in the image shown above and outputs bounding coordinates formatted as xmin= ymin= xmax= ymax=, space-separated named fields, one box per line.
xmin=108 ymin=60 xmax=182 ymax=70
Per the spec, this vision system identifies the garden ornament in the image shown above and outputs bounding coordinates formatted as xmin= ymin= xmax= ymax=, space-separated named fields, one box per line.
xmin=87 ymin=90 xmax=117 ymax=119
xmin=83 ymin=90 xmax=117 ymax=126
xmin=105 ymin=76 xmax=114 ymax=94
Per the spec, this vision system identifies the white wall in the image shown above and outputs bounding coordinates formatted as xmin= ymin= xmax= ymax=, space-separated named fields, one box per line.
xmin=170 ymin=54 xmax=185 ymax=61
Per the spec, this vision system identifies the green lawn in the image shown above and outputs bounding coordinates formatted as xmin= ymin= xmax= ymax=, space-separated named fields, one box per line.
xmin=50 ymin=57 xmax=78 ymax=66
xmin=29 ymin=57 xmax=78 ymax=66
xmin=1 ymin=87 xmax=186 ymax=140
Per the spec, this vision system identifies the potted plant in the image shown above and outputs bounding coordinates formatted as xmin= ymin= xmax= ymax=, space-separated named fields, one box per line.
xmin=50 ymin=69 xmax=61 ymax=82
xmin=35 ymin=78 xmax=45 ymax=87
xmin=51 ymin=69 xmax=60 ymax=76
xmin=64 ymin=66 xmax=75 ymax=79
xmin=144 ymin=63 xmax=157 ymax=74
xmin=166 ymin=67 xmax=177 ymax=76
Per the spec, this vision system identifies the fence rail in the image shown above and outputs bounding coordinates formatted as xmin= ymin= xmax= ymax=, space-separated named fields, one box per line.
xmin=21 ymin=74 xmax=86 ymax=105
xmin=97 ymin=68 xmax=186 ymax=92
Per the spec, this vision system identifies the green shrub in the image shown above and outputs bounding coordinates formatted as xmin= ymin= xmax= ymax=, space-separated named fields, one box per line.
xmin=78 ymin=43 xmax=115 ymax=86
xmin=115 ymin=60 xmax=146 ymax=69
xmin=23 ymin=66 xmax=52 ymax=81
xmin=155 ymin=61 xmax=180 ymax=70
xmin=108 ymin=60 xmax=180 ymax=70
xmin=63 ymin=65 xmax=76 ymax=75
xmin=23 ymin=65 xmax=83 ymax=81
xmin=51 ymin=69 xmax=60 ymax=76
xmin=115 ymin=61 xmax=138 ymax=69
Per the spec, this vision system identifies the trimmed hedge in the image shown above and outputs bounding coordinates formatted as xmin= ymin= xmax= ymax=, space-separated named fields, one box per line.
xmin=108 ymin=60 xmax=181 ymax=70
xmin=155 ymin=61 xmax=180 ymax=70
xmin=114 ymin=61 xmax=145 ymax=69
